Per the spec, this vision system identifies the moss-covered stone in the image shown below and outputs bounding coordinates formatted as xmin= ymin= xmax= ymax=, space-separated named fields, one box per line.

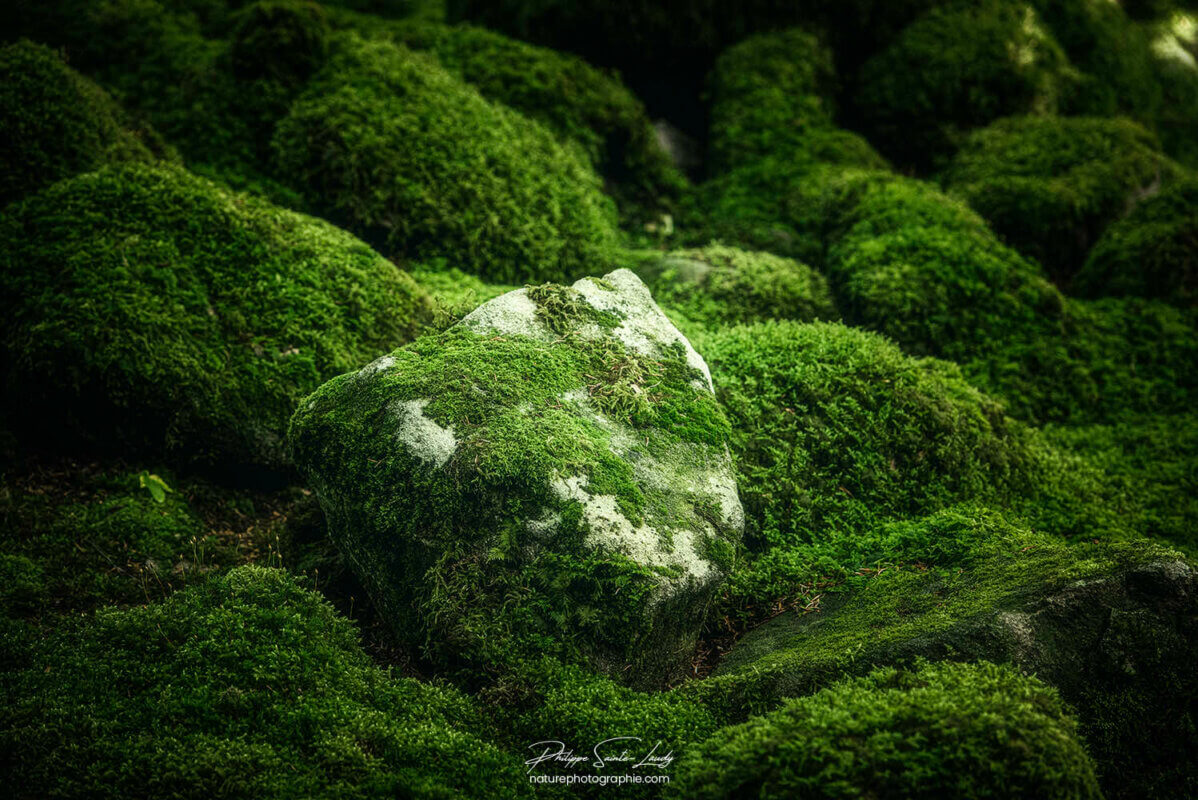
xmin=795 ymin=167 xmax=1197 ymax=426
xmin=673 ymin=660 xmax=1102 ymax=799
xmin=323 ymin=11 xmax=686 ymax=219
xmin=625 ymin=245 xmax=838 ymax=338
xmin=271 ymin=33 xmax=619 ymax=284
xmin=854 ymin=1 xmax=1075 ymax=171
xmin=1075 ymin=179 xmax=1198 ymax=306
xmin=942 ymin=115 xmax=1183 ymax=281
xmin=290 ymin=270 xmax=741 ymax=687
xmin=706 ymin=28 xmax=840 ymax=175
xmin=696 ymin=528 xmax=1196 ymax=799
xmin=229 ymin=0 xmax=330 ymax=86
xmin=700 ymin=321 xmax=1136 ymax=607
xmin=0 ymin=163 xmax=433 ymax=472
xmin=0 ymin=40 xmax=161 ymax=207
xmin=1 ymin=565 xmax=533 ymax=799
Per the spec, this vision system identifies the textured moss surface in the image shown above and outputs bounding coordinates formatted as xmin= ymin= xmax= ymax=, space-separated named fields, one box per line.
xmin=291 ymin=272 xmax=740 ymax=686
xmin=324 ymin=11 xmax=686 ymax=218
xmin=272 ymin=34 xmax=619 ymax=284
xmin=0 ymin=40 xmax=161 ymax=207
xmin=673 ymin=660 xmax=1102 ymax=800
xmin=855 ymin=0 xmax=1074 ymax=171
xmin=627 ymin=245 xmax=838 ymax=337
xmin=697 ymin=527 xmax=1196 ymax=799
xmin=706 ymin=28 xmax=839 ymax=175
xmin=942 ymin=115 xmax=1182 ymax=280
xmin=0 ymin=163 xmax=433 ymax=471
xmin=1076 ymin=179 xmax=1198 ymax=306
xmin=1 ymin=566 xmax=533 ymax=799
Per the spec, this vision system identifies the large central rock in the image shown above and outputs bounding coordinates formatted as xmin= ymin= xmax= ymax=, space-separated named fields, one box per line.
xmin=290 ymin=269 xmax=743 ymax=685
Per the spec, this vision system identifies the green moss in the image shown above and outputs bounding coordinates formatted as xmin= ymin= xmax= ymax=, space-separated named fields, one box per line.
xmin=290 ymin=281 xmax=736 ymax=685
xmin=0 ymin=163 xmax=433 ymax=471
xmin=3 ymin=0 xmax=310 ymax=205
xmin=690 ymin=529 xmax=1195 ymax=798
xmin=1 ymin=566 xmax=532 ymax=799
xmin=942 ymin=115 xmax=1183 ymax=281
xmin=673 ymin=660 xmax=1101 ymax=800
xmin=1030 ymin=0 xmax=1164 ymax=123
xmin=1147 ymin=10 xmax=1198 ymax=167
xmin=629 ymin=245 xmax=838 ymax=338
xmin=229 ymin=0 xmax=330 ymax=86
xmin=854 ymin=0 xmax=1075 ymax=171
xmin=324 ymin=11 xmax=687 ymax=219
xmin=1075 ymin=179 xmax=1198 ymax=306
xmin=409 ymin=264 xmax=517 ymax=326
xmin=706 ymin=28 xmax=840 ymax=174
xmin=271 ymin=33 xmax=619 ymax=284
xmin=0 ymin=40 xmax=161 ymax=207
xmin=701 ymin=321 xmax=1133 ymax=609
xmin=1043 ymin=414 xmax=1198 ymax=556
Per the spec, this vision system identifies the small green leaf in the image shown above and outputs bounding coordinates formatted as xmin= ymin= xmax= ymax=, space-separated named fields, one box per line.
xmin=138 ymin=471 xmax=173 ymax=504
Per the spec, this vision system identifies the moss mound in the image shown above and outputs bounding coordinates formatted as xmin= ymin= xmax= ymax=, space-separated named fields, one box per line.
xmin=698 ymin=528 xmax=1196 ymax=798
xmin=854 ymin=1 xmax=1074 ymax=171
xmin=706 ymin=28 xmax=840 ymax=175
xmin=627 ymin=244 xmax=838 ymax=336
xmin=272 ymin=33 xmax=619 ymax=284
xmin=0 ymin=40 xmax=160 ymax=207
xmin=229 ymin=0 xmax=330 ymax=86
xmin=1075 ymin=179 xmax=1198 ymax=306
xmin=1 ymin=566 xmax=532 ymax=799
xmin=942 ymin=115 xmax=1182 ymax=281
xmin=325 ymin=11 xmax=686 ymax=218
xmin=701 ymin=321 xmax=1123 ymax=580
xmin=674 ymin=660 xmax=1101 ymax=800
xmin=0 ymin=163 xmax=433 ymax=472
xmin=291 ymin=271 xmax=740 ymax=687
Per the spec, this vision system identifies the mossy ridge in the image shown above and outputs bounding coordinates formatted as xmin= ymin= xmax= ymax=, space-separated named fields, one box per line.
xmin=0 ymin=162 xmax=433 ymax=472
xmin=290 ymin=274 xmax=738 ymax=686
xmin=1075 ymin=179 xmax=1198 ymax=306
xmin=1 ymin=566 xmax=533 ymax=799
xmin=700 ymin=320 xmax=1138 ymax=610
xmin=854 ymin=0 xmax=1076 ymax=172
xmin=321 ymin=8 xmax=687 ymax=220
xmin=689 ymin=525 xmax=1195 ymax=799
xmin=1043 ymin=413 xmax=1198 ymax=557
xmin=0 ymin=39 xmax=164 ymax=208
xmin=672 ymin=660 xmax=1102 ymax=800
xmin=706 ymin=27 xmax=841 ymax=175
xmin=272 ymin=32 xmax=619 ymax=285
xmin=628 ymin=244 xmax=839 ymax=338
xmin=941 ymin=115 xmax=1184 ymax=281
xmin=3 ymin=0 xmax=315 ymax=205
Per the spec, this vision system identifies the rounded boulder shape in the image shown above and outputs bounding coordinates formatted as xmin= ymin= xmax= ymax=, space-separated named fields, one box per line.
xmin=0 ymin=163 xmax=434 ymax=474
xmin=290 ymin=269 xmax=744 ymax=687
xmin=0 ymin=39 xmax=158 ymax=208
xmin=271 ymin=34 xmax=619 ymax=285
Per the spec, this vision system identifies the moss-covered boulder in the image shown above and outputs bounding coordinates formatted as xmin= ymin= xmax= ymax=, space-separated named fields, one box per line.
xmin=700 ymin=321 xmax=1132 ymax=603
xmin=625 ymin=245 xmax=837 ymax=338
xmin=942 ymin=116 xmax=1182 ymax=281
xmin=674 ymin=660 xmax=1102 ymax=799
xmin=290 ymin=269 xmax=742 ymax=686
xmin=229 ymin=0 xmax=331 ymax=87
xmin=699 ymin=527 xmax=1197 ymax=798
xmin=1 ymin=566 xmax=532 ymax=799
xmin=0 ymin=163 xmax=433 ymax=472
xmin=0 ymin=40 xmax=161 ymax=207
xmin=1075 ymin=179 xmax=1198 ymax=306
xmin=854 ymin=1 xmax=1075 ymax=171
xmin=706 ymin=28 xmax=840 ymax=175
xmin=324 ymin=11 xmax=686 ymax=218
xmin=272 ymin=34 xmax=619 ymax=284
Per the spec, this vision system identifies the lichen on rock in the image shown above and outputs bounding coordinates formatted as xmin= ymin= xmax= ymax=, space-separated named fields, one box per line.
xmin=290 ymin=268 xmax=742 ymax=686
